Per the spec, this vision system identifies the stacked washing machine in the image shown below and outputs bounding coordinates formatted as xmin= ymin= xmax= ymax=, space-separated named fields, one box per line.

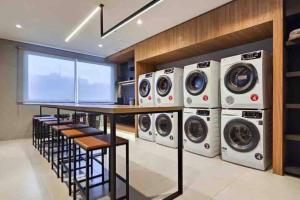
xmin=220 ymin=50 xmax=272 ymax=170
xmin=183 ymin=61 xmax=221 ymax=157
xmin=138 ymin=68 xmax=183 ymax=148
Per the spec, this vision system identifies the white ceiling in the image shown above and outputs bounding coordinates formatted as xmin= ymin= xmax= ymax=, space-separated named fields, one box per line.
xmin=0 ymin=0 xmax=232 ymax=58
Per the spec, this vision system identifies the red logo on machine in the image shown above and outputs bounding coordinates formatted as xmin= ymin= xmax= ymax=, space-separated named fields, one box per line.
xmin=169 ymin=96 xmax=173 ymax=101
xmin=203 ymin=95 xmax=208 ymax=101
xmin=250 ymin=94 xmax=259 ymax=101
xmin=148 ymin=96 xmax=152 ymax=100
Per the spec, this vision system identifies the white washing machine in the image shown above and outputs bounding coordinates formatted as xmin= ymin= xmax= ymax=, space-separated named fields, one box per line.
xmin=220 ymin=50 xmax=272 ymax=109
xmin=154 ymin=112 xmax=178 ymax=148
xmin=183 ymin=108 xmax=221 ymax=157
xmin=221 ymin=109 xmax=272 ymax=170
xmin=138 ymin=114 xmax=155 ymax=142
xmin=138 ymin=72 xmax=155 ymax=106
xmin=155 ymin=68 xmax=183 ymax=106
xmin=183 ymin=61 xmax=220 ymax=108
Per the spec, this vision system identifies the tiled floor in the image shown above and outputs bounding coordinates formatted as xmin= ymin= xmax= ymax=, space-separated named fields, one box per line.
xmin=1 ymin=138 xmax=300 ymax=200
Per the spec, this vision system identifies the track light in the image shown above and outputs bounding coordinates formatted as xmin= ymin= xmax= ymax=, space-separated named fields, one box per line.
xmin=65 ymin=6 xmax=100 ymax=42
xmin=100 ymin=0 xmax=164 ymax=38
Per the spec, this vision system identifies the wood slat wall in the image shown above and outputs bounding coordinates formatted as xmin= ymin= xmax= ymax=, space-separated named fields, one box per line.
xmin=134 ymin=0 xmax=275 ymax=62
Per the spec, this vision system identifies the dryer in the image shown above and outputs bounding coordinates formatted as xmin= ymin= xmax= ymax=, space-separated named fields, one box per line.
xmin=221 ymin=109 xmax=272 ymax=170
xmin=138 ymin=72 xmax=155 ymax=106
xmin=154 ymin=112 xmax=178 ymax=148
xmin=183 ymin=108 xmax=221 ymax=157
xmin=183 ymin=61 xmax=220 ymax=108
xmin=220 ymin=50 xmax=272 ymax=109
xmin=155 ymin=68 xmax=183 ymax=106
xmin=138 ymin=114 xmax=155 ymax=142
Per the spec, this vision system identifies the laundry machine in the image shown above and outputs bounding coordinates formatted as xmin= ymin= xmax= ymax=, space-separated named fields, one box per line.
xmin=183 ymin=108 xmax=221 ymax=157
xmin=183 ymin=60 xmax=220 ymax=108
xmin=138 ymin=114 xmax=155 ymax=142
xmin=220 ymin=50 xmax=272 ymax=109
xmin=154 ymin=112 xmax=178 ymax=148
xmin=155 ymin=68 xmax=183 ymax=106
xmin=138 ymin=72 xmax=155 ymax=106
xmin=221 ymin=109 xmax=272 ymax=170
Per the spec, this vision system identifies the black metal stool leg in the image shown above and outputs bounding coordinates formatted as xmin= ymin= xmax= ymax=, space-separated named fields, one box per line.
xmin=57 ymin=132 xmax=61 ymax=178
xmin=91 ymin=150 xmax=93 ymax=176
xmin=102 ymin=150 xmax=104 ymax=183
xmin=68 ymin=138 xmax=72 ymax=196
xmin=73 ymin=143 xmax=77 ymax=200
xmin=126 ymin=143 xmax=129 ymax=200
xmin=61 ymin=135 xmax=65 ymax=182
xmin=86 ymin=150 xmax=90 ymax=200
xmin=47 ymin=127 xmax=51 ymax=162
xmin=51 ymin=130 xmax=55 ymax=170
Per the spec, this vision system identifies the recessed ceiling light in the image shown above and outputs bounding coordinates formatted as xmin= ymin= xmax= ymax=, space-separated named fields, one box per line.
xmin=137 ymin=19 xmax=143 ymax=25
xmin=98 ymin=44 xmax=103 ymax=48
xmin=16 ymin=24 xmax=22 ymax=29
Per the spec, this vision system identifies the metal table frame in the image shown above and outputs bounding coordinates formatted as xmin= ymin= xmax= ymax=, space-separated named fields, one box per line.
xmin=39 ymin=105 xmax=183 ymax=200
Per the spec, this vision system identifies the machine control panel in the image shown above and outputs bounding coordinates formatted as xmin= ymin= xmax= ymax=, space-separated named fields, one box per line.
xmin=241 ymin=51 xmax=262 ymax=60
xmin=242 ymin=111 xmax=262 ymax=119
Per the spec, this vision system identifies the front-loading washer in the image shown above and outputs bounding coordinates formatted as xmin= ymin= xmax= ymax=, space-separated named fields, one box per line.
xmin=221 ymin=109 xmax=272 ymax=170
xmin=138 ymin=114 xmax=155 ymax=142
xmin=154 ymin=112 xmax=178 ymax=148
xmin=183 ymin=108 xmax=221 ymax=157
xmin=183 ymin=60 xmax=220 ymax=108
xmin=220 ymin=50 xmax=272 ymax=109
xmin=138 ymin=72 xmax=155 ymax=106
xmin=155 ymin=68 xmax=183 ymax=106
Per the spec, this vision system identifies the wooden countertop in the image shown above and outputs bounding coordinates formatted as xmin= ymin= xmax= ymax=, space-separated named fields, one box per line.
xmin=22 ymin=103 xmax=182 ymax=114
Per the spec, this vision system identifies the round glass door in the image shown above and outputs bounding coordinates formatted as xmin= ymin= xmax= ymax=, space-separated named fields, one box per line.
xmin=139 ymin=114 xmax=151 ymax=132
xmin=139 ymin=79 xmax=151 ymax=97
xmin=156 ymin=76 xmax=172 ymax=97
xmin=224 ymin=119 xmax=260 ymax=152
xmin=185 ymin=71 xmax=207 ymax=96
xmin=155 ymin=114 xmax=172 ymax=137
xmin=184 ymin=116 xmax=207 ymax=143
xmin=224 ymin=63 xmax=257 ymax=94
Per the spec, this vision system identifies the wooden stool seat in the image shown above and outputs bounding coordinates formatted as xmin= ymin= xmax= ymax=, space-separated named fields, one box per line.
xmin=33 ymin=116 xmax=53 ymax=120
xmin=52 ymin=124 xmax=88 ymax=131
xmin=43 ymin=120 xmax=73 ymax=126
xmin=37 ymin=118 xmax=57 ymax=122
xmin=74 ymin=135 xmax=128 ymax=151
xmin=61 ymin=127 xmax=103 ymax=139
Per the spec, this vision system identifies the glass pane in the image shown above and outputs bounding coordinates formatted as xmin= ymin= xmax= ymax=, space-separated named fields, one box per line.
xmin=25 ymin=53 xmax=75 ymax=102
xmin=77 ymin=61 xmax=115 ymax=102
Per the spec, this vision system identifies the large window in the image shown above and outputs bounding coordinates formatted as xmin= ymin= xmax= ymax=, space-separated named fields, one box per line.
xmin=77 ymin=61 xmax=115 ymax=103
xmin=22 ymin=51 xmax=115 ymax=103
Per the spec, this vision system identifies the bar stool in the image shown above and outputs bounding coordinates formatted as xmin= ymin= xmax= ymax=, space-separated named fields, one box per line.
xmin=72 ymin=113 xmax=87 ymax=124
xmin=35 ymin=117 xmax=58 ymax=152
xmin=87 ymin=113 xmax=101 ymax=129
xmin=51 ymin=124 xmax=89 ymax=176
xmin=32 ymin=115 xmax=51 ymax=146
xmin=61 ymin=127 xmax=104 ymax=195
xmin=73 ymin=135 xmax=129 ymax=200
xmin=42 ymin=119 xmax=73 ymax=159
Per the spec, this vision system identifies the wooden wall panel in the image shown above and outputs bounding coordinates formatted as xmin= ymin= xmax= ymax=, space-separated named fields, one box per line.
xmin=272 ymin=0 xmax=284 ymax=176
xmin=135 ymin=0 xmax=275 ymax=62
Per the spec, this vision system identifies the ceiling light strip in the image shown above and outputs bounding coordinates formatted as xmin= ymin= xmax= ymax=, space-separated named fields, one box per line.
xmin=65 ymin=6 xmax=100 ymax=42
xmin=100 ymin=0 xmax=164 ymax=38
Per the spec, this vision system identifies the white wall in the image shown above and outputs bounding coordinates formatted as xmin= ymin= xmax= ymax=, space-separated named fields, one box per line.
xmin=0 ymin=41 xmax=41 ymax=140
xmin=0 ymin=39 xmax=106 ymax=141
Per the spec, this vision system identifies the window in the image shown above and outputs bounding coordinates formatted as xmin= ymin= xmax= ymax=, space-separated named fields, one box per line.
xmin=77 ymin=61 xmax=115 ymax=102
xmin=21 ymin=51 xmax=115 ymax=103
